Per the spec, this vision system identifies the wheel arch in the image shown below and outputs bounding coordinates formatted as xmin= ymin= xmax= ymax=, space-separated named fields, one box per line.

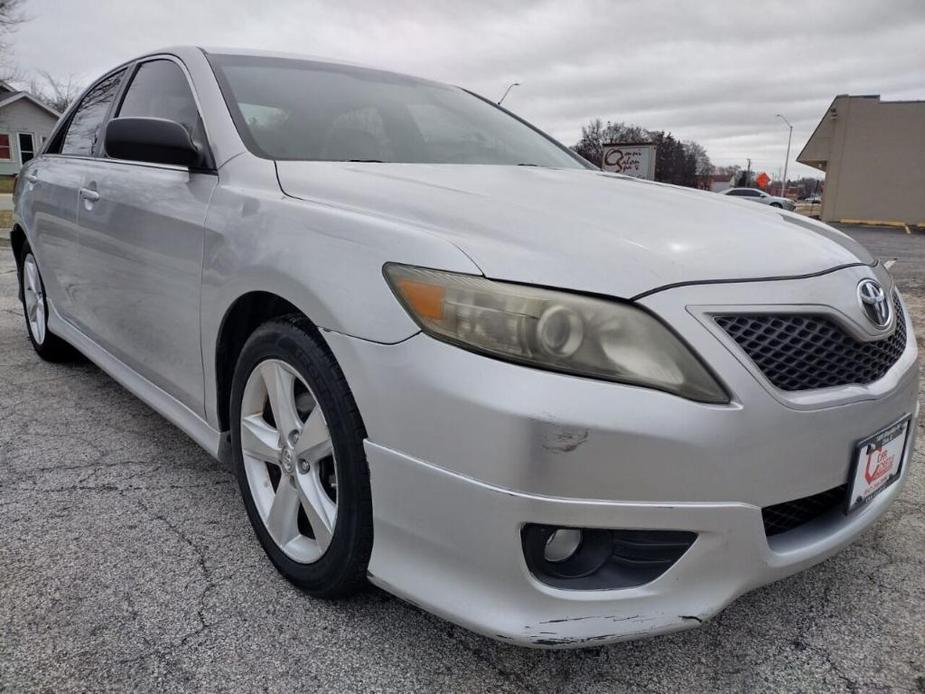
xmin=10 ymin=224 xmax=26 ymax=264
xmin=213 ymin=290 xmax=306 ymax=433
xmin=10 ymin=225 xmax=27 ymax=300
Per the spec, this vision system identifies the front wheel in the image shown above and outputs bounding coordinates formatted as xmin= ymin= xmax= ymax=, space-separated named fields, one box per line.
xmin=770 ymin=202 xmax=783 ymax=209
xmin=230 ymin=315 xmax=373 ymax=597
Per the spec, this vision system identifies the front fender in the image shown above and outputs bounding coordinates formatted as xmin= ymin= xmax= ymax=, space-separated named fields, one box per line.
xmin=200 ymin=168 xmax=481 ymax=428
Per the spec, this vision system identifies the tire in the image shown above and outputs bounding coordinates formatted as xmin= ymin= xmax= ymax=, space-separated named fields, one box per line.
xmin=770 ymin=202 xmax=783 ymax=209
xmin=17 ymin=246 xmax=77 ymax=362
xmin=230 ymin=315 xmax=373 ymax=598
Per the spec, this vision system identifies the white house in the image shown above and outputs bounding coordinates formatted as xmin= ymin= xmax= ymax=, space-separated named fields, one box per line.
xmin=0 ymin=80 xmax=60 ymax=179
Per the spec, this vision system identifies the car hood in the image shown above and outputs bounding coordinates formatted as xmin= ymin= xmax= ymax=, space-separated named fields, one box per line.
xmin=276 ymin=162 xmax=874 ymax=298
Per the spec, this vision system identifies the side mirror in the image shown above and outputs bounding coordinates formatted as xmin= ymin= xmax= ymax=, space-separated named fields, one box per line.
xmin=104 ymin=117 xmax=201 ymax=168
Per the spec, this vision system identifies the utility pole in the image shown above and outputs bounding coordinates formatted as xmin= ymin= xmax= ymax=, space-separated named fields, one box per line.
xmin=498 ymin=82 xmax=520 ymax=106
xmin=745 ymin=158 xmax=751 ymax=187
xmin=776 ymin=114 xmax=793 ymax=199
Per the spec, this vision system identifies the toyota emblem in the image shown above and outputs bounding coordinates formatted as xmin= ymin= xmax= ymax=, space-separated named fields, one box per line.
xmin=857 ymin=279 xmax=891 ymax=328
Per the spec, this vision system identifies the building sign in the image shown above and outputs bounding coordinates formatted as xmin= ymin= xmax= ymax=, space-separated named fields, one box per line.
xmin=601 ymin=142 xmax=657 ymax=179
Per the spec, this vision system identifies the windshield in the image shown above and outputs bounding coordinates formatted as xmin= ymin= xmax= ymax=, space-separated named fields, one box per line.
xmin=208 ymin=53 xmax=586 ymax=168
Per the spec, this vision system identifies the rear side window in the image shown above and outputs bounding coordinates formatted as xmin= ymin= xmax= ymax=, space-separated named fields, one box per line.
xmin=60 ymin=70 xmax=125 ymax=156
xmin=116 ymin=60 xmax=207 ymax=152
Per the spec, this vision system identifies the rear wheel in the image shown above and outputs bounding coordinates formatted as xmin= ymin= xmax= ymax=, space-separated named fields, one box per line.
xmin=19 ymin=249 xmax=76 ymax=362
xmin=230 ymin=315 xmax=373 ymax=597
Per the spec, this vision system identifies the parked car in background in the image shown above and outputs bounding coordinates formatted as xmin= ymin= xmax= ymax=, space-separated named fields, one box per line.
xmin=720 ymin=186 xmax=796 ymax=210
xmin=801 ymin=194 xmax=823 ymax=204
xmin=11 ymin=47 xmax=918 ymax=648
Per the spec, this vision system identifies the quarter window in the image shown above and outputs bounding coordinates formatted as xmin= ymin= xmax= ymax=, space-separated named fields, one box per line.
xmin=116 ymin=60 xmax=207 ymax=152
xmin=0 ymin=133 xmax=10 ymax=159
xmin=61 ymin=70 xmax=126 ymax=156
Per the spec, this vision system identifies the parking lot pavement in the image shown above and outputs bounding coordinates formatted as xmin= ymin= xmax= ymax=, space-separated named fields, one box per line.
xmin=1 ymin=227 xmax=923 ymax=694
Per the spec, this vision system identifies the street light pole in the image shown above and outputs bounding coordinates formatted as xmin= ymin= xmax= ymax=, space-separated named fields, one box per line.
xmin=498 ymin=82 xmax=520 ymax=106
xmin=776 ymin=114 xmax=793 ymax=198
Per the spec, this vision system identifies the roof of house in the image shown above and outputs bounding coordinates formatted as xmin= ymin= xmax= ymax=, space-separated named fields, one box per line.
xmin=0 ymin=81 xmax=60 ymax=119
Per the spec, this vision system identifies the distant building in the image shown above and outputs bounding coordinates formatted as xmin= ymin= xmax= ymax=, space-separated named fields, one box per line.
xmin=798 ymin=95 xmax=925 ymax=225
xmin=0 ymin=80 xmax=60 ymax=178
xmin=707 ymin=174 xmax=733 ymax=192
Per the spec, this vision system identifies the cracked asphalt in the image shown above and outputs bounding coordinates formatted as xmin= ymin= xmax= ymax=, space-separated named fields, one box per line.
xmin=1 ymin=227 xmax=924 ymax=693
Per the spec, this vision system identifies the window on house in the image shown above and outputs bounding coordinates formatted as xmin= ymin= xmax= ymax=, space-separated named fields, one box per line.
xmin=0 ymin=133 xmax=10 ymax=160
xmin=18 ymin=133 xmax=34 ymax=164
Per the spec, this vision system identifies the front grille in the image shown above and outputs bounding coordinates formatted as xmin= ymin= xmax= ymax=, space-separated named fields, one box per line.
xmin=762 ymin=485 xmax=847 ymax=536
xmin=716 ymin=295 xmax=906 ymax=391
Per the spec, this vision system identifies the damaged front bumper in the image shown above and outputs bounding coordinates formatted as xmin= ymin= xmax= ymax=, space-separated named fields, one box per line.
xmin=322 ymin=294 xmax=918 ymax=647
xmin=360 ymin=436 xmax=913 ymax=647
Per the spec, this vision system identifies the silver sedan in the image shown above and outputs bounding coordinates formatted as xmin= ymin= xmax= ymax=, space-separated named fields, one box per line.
xmin=721 ymin=186 xmax=797 ymax=210
xmin=11 ymin=47 xmax=918 ymax=648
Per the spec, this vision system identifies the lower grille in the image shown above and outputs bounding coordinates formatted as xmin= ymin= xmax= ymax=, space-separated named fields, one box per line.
xmin=762 ymin=485 xmax=847 ymax=536
xmin=716 ymin=294 xmax=906 ymax=391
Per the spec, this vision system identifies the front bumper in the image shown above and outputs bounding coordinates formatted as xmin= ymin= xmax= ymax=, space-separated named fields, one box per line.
xmin=361 ymin=435 xmax=914 ymax=647
xmin=322 ymin=266 xmax=919 ymax=647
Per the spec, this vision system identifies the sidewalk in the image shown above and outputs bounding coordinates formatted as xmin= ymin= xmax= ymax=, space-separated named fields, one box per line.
xmin=0 ymin=193 xmax=11 ymax=246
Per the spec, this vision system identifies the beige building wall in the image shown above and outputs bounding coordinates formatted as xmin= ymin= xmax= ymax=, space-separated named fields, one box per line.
xmin=798 ymin=95 xmax=925 ymax=225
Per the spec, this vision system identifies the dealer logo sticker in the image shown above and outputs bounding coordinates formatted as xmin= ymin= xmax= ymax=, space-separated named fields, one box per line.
xmin=864 ymin=444 xmax=895 ymax=484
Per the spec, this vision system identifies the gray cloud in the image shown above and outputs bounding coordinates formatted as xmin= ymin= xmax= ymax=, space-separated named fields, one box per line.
xmin=9 ymin=0 xmax=925 ymax=177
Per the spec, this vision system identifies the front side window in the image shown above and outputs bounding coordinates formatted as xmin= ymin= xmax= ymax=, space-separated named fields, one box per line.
xmin=208 ymin=53 xmax=585 ymax=168
xmin=0 ymin=133 xmax=10 ymax=160
xmin=116 ymin=59 xmax=207 ymax=152
xmin=61 ymin=69 xmax=126 ymax=156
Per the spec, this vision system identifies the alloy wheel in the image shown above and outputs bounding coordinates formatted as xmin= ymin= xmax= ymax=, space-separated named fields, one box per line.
xmin=23 ymin=254 xmax=46 ymax=345
xmin=240 ymin=358 xmax=338 ymax=564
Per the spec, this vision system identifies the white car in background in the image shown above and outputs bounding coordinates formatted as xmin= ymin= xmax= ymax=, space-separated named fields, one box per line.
xmin=721 ymin=187 xmax=796 ymax=211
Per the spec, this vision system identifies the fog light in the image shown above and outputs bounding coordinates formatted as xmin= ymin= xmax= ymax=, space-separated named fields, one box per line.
xmin=544 ymin=528 xmax=582 ymax=563
xmin=522 ymin=524 xmax=697 ymax=590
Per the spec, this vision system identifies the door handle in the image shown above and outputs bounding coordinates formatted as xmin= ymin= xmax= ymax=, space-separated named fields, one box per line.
xmin=79 ymin=187 xmax=100 ymax=202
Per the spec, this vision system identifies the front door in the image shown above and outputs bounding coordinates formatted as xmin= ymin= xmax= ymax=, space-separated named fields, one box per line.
xmin=73 ymin=57 xmax=216 ymax=415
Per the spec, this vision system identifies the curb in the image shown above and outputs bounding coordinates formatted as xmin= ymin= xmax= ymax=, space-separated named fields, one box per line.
xmin=837 ymin=219 xmax=922 ymax=234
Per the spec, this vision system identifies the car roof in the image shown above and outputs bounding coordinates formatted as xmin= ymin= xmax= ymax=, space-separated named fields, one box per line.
xmin=134 ymin=45 xmax=434 ymax=86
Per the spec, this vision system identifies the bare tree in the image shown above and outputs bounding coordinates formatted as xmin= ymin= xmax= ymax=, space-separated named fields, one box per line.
xmin=0 ymin=0 xmax=25 ymax=79
xmin=0 ymin=0 xmax=23 ymax=50
xmin=573 ymin=119 xmax=648 ymax=166
xmin=573 ymin=118 xmax=712 ymax=188
xmin=29 ymin=70 xmax=81 ymax=113
xmin=683 ymin=140 xmax=712 ymax=177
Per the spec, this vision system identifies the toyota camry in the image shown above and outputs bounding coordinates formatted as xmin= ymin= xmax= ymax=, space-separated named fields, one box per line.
xmin=11 ymin=47 xmax=919 ymax=648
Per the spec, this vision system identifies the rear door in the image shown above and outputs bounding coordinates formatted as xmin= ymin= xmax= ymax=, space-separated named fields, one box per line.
xmin=17 ymin=69 xmax=126 ymax=322
xmin=73 ymin=57 xmax=217 ymax=415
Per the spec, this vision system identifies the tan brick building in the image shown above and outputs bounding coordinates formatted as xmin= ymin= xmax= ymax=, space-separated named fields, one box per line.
xmin=798 ymin=95 xmax=925 ymax=225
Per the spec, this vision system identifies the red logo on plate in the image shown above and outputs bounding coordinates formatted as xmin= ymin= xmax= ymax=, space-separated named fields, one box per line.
xmin=864 ymin=447 xmax=895 ymax=484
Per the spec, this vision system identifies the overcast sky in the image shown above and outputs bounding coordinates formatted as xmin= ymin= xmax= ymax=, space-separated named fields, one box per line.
xmin=7 ymin=0 xmax=925 ymax=178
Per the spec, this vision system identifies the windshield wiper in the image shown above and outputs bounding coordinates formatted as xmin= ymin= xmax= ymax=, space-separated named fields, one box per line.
xmin=517 ymin=163 xmax=540 ymax=167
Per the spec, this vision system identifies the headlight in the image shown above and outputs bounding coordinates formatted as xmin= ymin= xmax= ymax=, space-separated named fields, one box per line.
xmin=384 ymin=264 xmax=728 ymax=403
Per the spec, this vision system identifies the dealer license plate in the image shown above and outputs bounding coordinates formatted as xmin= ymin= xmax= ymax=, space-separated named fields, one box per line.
xmin=847 ymin=417 xmax=909 ymax=513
